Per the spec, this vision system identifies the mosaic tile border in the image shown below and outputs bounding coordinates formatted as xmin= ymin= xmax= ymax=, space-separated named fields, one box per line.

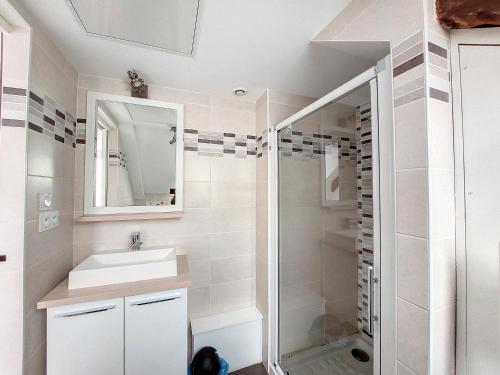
xmin=356 ymin=103 xmax=374 ymax=335
xmin=28 ymin=91 xmax=76 ymax=148
xmin=108 ymin=150 xmax=127 ymax=168
xmin=391 ymin=30 xmax=451 ymax=107
xmin=392 ymin=31 xmax=426 ymax=108
xmin=184 ymin=128 xmax=257 ymax=158
xmin=76 ymin=119 xmax=260 ymax=159
xmin=1 ymin=86 xmax=27 ymax=127
xmin=277 ymin=129 xmax=356 ymax=161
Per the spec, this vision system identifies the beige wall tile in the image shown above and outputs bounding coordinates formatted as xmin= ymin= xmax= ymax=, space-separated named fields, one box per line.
xmin=210 ymin=157 xmax=256 ymax=183
xmin=396 ymin=169 xmax=428 ymax=238
xmin=395 ymin=99 xmax=427 ymax=170
xmin=184 ymin=153 xmax=211 ymax=182
xmin=209 ymin=231 xmax=255 ymax=259
xmin=24 ymin=215 xmax=73 ymax=271
xmin=210 ymin=182 xmax=256 ymax=208
xmin=188 ymin=287 xmax=211 ymax=319
xmin=27 ymin=131 xmax=56 ymax=178
xmin=211 ymin=96 xmax=256 ymax=112
xmin=210 ymin=207 xmax=255 ymax=233
xmin=30 ymin=41 xmax=77 ymax=114
xmin=211 ymin=279 xmax=255 ymax=314
xmin=185 ymin=104 xmax=211 ymax=131
xmin=185 ymin=181 xmax=211 ymax=208
xmin=397 ymin=298 xmax=429 ymax=375
xmin=428 ymin=100 xmax=454 ymax=170
xmin=211 ymin=255 xmax=255 ymax=284
xmin=188 ymin=260 xmax=211 ymax=288
xmin=397 ymin=234 xmax=429 ymax=309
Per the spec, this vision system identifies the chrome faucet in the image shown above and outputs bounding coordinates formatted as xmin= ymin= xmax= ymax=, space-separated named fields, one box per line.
xmin=131 ymin=232 xmax=143 ymax=251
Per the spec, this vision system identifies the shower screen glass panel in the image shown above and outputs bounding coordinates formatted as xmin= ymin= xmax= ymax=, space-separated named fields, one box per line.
xmin=278 ymin=84 xmax=375 ymax=375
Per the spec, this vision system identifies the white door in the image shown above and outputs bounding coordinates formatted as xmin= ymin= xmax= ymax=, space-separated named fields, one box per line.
xmin=125 ymin=289 xmax=187 ymax=375
xmin=47 ymin=298 xmax=124 ymax=375
xmin=460 ymin=45 xmax=500 ymax=375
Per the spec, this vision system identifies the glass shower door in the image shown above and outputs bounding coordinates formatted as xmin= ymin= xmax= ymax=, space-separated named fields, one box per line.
xmin=277 ymin=83 xmax=378 ymax=375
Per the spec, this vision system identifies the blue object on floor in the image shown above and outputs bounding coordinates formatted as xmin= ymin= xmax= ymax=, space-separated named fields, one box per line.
xmin=188 ymin=357 xmax=229 ymax=375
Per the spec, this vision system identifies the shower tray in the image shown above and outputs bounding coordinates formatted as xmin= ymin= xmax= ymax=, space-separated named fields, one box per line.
xmin=280 ymin=334 xmax=372 ymax=375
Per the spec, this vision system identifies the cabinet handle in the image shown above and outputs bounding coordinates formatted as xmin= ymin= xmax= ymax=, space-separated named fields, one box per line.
xmin=129 ymin=293 xmax=182 ymax=306
xmin=55 ymin=304 xmax=116 ymax=318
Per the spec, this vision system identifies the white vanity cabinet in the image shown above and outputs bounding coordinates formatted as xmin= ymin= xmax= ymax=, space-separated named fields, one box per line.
xmin=47 ymin=289 xmax=187 ymax=375
xmin=125 ymin=289 xmax=187 ymax=375
xmin=47 ymin=298 xmax=124 ymax=375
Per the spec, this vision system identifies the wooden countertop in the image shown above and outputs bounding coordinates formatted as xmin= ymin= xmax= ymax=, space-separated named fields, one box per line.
xmin=37 ymin=255 xmax=191 ymax=310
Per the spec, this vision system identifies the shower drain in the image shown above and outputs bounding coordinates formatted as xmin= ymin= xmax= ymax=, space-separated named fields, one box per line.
xmin=351 ymin=348 xmax=370 ymax=363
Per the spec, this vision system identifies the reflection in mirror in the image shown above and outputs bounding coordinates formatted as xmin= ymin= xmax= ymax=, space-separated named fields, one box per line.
xmin=321 ymin=84 xmax=371 ymax=208
xmin=94 ymin=100 xmax=178 ymax=207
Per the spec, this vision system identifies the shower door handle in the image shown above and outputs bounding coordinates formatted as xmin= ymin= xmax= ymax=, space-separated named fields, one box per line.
xmin=367 ymin=266 xmax=375 ymax=335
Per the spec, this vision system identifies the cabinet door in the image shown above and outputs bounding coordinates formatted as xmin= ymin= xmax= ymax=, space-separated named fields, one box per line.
xmin=125 ymin=289 xmax=187 ymax=375
xmin=47 ymin=298 xmax=124 ymax=375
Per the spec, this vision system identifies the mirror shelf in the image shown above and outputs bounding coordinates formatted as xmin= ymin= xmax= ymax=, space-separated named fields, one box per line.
xmin=75 ymin=212 xmax=184 ymax=223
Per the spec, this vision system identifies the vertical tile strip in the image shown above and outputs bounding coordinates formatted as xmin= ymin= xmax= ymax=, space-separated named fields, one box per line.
xmin=356 ymin=103 xmax=374 ymax=335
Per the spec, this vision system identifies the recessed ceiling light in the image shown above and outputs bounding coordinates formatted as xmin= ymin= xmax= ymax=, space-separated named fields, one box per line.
xmin=233 ymin=88 xmax=247 ymax=96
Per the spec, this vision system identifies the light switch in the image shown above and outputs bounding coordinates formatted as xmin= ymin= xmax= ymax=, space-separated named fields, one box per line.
xmin=39 ymin=210 xmax=59 ymax=232
xmin=39 ymin=192 xmax=53 ymax=211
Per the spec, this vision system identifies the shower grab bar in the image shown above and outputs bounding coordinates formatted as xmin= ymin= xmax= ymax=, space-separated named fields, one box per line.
xmin=367 ymin=265 xmax=374 ymax=335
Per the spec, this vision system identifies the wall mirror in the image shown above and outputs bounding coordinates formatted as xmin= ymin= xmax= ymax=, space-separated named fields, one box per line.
xmin=84 ymin=92 xmax=184 ymax=215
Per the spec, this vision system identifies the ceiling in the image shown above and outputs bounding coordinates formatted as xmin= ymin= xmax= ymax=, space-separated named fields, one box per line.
xmin=15 ymin=0 xmax=378 ymax=100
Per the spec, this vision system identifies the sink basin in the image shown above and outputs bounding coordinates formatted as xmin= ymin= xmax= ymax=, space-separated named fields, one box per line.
xmin=68 ymin=247 xmax=177 ymax=290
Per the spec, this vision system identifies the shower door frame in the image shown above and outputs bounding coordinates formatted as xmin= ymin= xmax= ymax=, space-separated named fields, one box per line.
xmin=268 ymin=55 xmax=396 ymax=375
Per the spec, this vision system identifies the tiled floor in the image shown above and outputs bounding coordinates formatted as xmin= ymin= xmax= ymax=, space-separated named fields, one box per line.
xmin=231 ymin=363 xmax=267 ymax=375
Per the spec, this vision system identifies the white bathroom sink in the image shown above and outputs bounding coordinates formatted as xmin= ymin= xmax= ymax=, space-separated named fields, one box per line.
xmin=68 ymin=247 xmax=177 ymax=290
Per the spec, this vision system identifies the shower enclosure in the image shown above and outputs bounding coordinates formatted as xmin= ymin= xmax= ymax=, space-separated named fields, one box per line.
xmin=269 ymin=60 xmax=395 ymax=375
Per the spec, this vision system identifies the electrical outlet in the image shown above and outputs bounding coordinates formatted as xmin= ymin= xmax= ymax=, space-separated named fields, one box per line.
xmin=39 ymin=192 xmax=53 ymax=211
xmin=39 ymin=210 xmax=59 ymax=232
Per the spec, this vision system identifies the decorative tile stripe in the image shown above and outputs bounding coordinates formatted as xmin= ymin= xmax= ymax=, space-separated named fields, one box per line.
xmin=256 ymin=128 xmax=268 ymax=158
xmin=278 ymin=129 xmax=356 ymax=160
xmin=1 ymin=86 xmax=27 ymax=127
xmin=356 ymin=103 xmax=374 ymax=336
xmin=429 ymin=87 xmax=449 ymax=103
xmin=427 ymin=32 xmax=451 ymax=103
xmin=28 ymin=90 xmax=76 ymax=148
xmin=75 ymin=120 xmax=258 ymax=158
xmin=183 ymin=129 xmax=257 ymax=158
xmin=76 ymin=118 xmax=86 ymax=144
xmin=108 ymin=150 xmax=127 ymax=168
xmin=392 ymin=31 xmax=426 ymax=108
